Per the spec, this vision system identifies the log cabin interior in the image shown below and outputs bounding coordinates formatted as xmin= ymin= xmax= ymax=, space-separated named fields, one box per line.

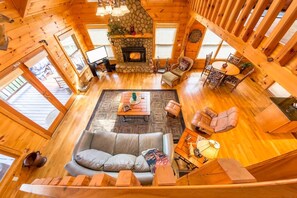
xmin=0 ymin=0 xmax=297 ymax=197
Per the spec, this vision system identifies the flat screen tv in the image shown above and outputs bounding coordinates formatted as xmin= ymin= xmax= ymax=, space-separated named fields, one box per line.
xmin=85 ymin=46 xmax=108 ymax=64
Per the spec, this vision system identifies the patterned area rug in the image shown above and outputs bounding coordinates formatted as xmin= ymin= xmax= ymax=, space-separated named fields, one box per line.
xmin=86 ymin=89 xmax=185 ymax=143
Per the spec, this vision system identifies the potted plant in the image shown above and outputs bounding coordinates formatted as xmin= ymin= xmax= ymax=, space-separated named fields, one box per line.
xmin=240 ymin=62 xmax=253 ymax=72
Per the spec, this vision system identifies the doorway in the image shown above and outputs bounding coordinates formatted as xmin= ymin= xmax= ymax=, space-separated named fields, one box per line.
xmin=0 ymin=47 xmax=76 ymax=136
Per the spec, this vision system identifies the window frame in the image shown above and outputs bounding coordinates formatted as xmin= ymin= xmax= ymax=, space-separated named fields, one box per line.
xmin=154 ymin=23 xmax=178 ymax=60
xmin=55 ymin=28 xmax=89 ymax=77
xmin=86 ymin=24 xmax=115 ymax=59
xmin=0 ymin=145 xmax=21 ymax=193
xmin=196 ymin=28 xmax=236 ymax=60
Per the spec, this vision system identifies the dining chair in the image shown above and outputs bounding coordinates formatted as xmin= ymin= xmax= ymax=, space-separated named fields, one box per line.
xmin=223 ymin=68 xmax=255 ymax=92
xmin=226 ymin=53 xmax=242 ymax=66
xmin=201 ymin=51 xmax=213 ymax=77
xmin=203 ymin=67 xmax=226 ymax=89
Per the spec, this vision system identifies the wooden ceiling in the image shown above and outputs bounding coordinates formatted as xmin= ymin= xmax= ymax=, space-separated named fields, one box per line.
xmin=11 ymin=0 xmax=73 ymax=17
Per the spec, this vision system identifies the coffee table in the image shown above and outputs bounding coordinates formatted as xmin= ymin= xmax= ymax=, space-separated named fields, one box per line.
xmin=175 ymin=128 xmax=207 ymax=169
xmin=117 ymin=91 xmax=150 ymax=121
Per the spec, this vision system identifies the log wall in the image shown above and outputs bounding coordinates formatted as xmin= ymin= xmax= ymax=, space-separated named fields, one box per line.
xmin=0 ymin=0 xmax=92 ymax=197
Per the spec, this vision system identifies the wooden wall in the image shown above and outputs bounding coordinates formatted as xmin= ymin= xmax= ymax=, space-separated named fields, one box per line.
xmin=0 ymin=0 xmax=92 ymax=197
xmin=141 ymin=0 xmax=190 ymax=65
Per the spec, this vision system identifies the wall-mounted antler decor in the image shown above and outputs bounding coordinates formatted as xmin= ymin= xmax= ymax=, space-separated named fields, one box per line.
xmin=0 ymin=14 xmax=14 ymax=51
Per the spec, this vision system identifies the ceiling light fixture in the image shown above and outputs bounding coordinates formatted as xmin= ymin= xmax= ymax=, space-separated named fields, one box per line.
xmin=96 ymin=0 xmax=130 ymax=17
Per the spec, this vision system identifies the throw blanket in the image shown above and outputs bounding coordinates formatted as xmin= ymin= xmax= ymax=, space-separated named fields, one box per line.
xmin=142 ymin=148 xmax=169 ymax=173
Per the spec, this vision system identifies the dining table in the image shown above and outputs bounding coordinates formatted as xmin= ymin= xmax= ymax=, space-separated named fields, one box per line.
xmin=212 ymin=61 xmax=240 ymax=76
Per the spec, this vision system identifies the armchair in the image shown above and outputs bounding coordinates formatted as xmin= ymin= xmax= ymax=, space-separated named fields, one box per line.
xmin=171 ymin=56 xmax=194 ymax=82
xmin=191 ymin=107 xmax=239 ymax=135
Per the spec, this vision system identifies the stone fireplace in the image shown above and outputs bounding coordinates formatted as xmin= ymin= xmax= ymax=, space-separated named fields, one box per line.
xmin=107 ymin=0 xmax=154 ymax=73
xmin=122 ymin=46 xmax=146 ymax=62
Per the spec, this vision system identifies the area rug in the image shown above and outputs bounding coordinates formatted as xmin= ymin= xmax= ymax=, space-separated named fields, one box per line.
xmin=86 ymin=89 xmax=185 ymax=143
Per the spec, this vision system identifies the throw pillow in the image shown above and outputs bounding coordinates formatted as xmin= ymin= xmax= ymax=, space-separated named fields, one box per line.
xmin=134 ymin=155 xmax=150 ymax=172
xmin=104 ymin=154 xmax=136 ymax=172
xmin=142 ymin=148 xmax=169 ymax=173
xmin=179 ymin=58 xmax=190 ymax=71
xmin=75 ymin=149 xmax=112 ymax=171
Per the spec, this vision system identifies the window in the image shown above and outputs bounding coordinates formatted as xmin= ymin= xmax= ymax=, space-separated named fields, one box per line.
xmin=197 ymin=29 xmax=221 ymax=59
xmin=268 ymin=82 xmax=291 ymax=97
xmin=57 ymin=30 xmax=88 ymax=75
xmin=0 ymin=153 xmax=15 ymax=182
xmin=197 ymin=29 xmax=236 ymax=59
xmin=216 ymin=41 xmax=236 ymax=59
xmin=155 ymin=23 xmax=177 ymax=59
xmin=87 ymin=25 xmax=114 ymax=58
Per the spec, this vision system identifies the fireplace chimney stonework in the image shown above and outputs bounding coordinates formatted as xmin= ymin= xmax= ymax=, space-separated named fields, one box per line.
xmin=108 ymin=0 xmax=154 ymax=73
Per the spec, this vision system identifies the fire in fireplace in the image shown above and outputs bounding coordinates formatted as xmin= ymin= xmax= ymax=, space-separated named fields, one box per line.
xmin=122 ymin=47 xmax=146 ymax=62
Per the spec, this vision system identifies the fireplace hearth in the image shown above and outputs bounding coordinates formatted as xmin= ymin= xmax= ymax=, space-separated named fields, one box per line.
xmin=122 ymin=47 xmax=146 ymax=62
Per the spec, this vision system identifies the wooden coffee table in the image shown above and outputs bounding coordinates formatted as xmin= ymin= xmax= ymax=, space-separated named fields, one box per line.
xmin=175 ymin=128 xmax=207 ymax=169
xmin=117 ymin=91 xmax=150 ymax=121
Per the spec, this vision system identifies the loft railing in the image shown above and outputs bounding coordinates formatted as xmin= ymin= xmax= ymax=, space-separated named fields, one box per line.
xmin=188 ymin=0 xmax=297 ymax=96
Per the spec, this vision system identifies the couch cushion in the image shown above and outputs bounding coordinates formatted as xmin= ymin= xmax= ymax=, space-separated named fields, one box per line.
xmin=215 ymin=116 xmax=228 ymax=132
xmin=90 ymin=131 xmax=117 ymax=154
xmin=210 ymin=117 xmax=218 ymax=128
xmin=75 ymin=149 xmax=112 ymax=171
xmin=114 ymin=133 xmax=139 ymax=156
xmin=134 ymin=155 xmax=150 ymax=172
xmin=171 ymin=68 xmax=185 ymax=77
xmin=104 ymin=154 xmax=136 ymax=171
xmin=139 ymin=132 xmax=163 ymax=155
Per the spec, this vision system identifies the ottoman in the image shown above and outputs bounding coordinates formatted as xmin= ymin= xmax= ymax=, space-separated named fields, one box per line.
xmin=165 ymin=100 xmax=182 ymax=118
xmin=161 ymin=72 xmax=180 ymax=87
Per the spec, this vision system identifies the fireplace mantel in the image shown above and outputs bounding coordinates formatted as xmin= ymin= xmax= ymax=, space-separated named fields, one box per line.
xmin=109 ymin=33 xmax=153 ymax=39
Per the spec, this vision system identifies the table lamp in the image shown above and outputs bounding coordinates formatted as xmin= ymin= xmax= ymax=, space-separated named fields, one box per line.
xmin=196 ymin=139 xmax=220 ymax=160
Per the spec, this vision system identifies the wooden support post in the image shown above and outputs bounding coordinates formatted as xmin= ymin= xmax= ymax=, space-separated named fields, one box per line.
xmin=210 ymin=0 xmax=222 ymax=22
xmin=262 ymin=0 xmax=297 ymax=56
xmin=201 ymin=0 xmax=209 ymax=17
xmin=250 ymin=0 xmax=286 ymax=48
xmin=177 ymin=159 xmax=257 ymax=185
xmin=240 ymin=0 xmax=270 ymax=41
xmin=115 ymin=170 xmax=141 ymax=187
xmin=41 ymin=177 xmax=53 ymax=185
xmin=195 ymin=0 xmax=201 ymax=13
xmin=152 ymin=165 xmax=176 ymax=186
xmin=232 ymin=0 xmax=258 ymax=36
xmin=31 ymin=178 xmax=46 ymax=185
xmin=276 ymin=32 xmax=297 ymax=66
xmin=89 ymin=174 xmax=117 ymax=187
xmin=206 ymin=0 xmax=214 ymax=19
xmin=71 ymin=175 xmax=90 ymax=186
xmin=197 ymin=0 xmax=203 ymax=13
xmin=215 ymin=0 xmax=228 ymax=25
xmin=58 ymin=176 xmax=75 ymax=186
xmin=219 ymin=0 xmax=234 ymax=29
xmin=225 ymin=0 xmax=246 ymax=32
xmin=49 ymin=177 xmax=62 ymax=185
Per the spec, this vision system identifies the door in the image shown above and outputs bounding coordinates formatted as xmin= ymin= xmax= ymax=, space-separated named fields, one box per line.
xmin=0 ymin=48 xmax=76 ymax=136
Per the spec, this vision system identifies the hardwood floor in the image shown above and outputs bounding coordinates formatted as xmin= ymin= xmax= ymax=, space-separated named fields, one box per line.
xmin=19 ymin=70 xmax=297 ymax=197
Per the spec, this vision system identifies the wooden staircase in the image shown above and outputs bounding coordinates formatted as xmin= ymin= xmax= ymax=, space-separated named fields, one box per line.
xmin=19 ymin=159 xmax=262 ymax=197
xmin=20 ymin=153 xmax=297 ymax=197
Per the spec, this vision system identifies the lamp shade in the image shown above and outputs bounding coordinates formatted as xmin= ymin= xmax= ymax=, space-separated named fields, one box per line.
xmin=196 ymin=140 xmax=220 ymax=159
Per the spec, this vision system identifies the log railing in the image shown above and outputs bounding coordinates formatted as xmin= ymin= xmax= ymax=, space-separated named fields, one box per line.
xmin=188 ymin=0 xmax=297 ymax=96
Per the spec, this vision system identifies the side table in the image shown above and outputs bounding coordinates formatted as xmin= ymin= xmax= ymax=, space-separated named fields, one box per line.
xmin=174 ymin=128 xmax=207 ymax=169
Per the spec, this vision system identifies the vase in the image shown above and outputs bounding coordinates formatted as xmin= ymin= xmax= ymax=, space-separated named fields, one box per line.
xmin=132 ymin=92 xmax=137 ymax=101
xmin=222 ymin=63 xmax=228 ymax=68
